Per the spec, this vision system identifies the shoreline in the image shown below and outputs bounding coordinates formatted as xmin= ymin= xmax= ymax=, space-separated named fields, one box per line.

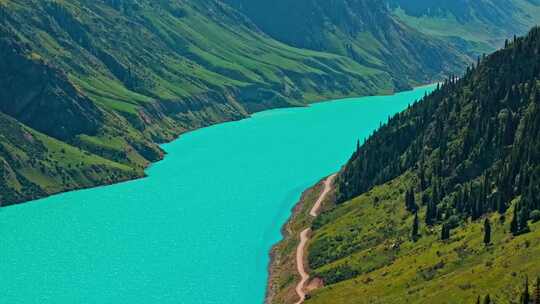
xmin=4 ymin=82 xmax=438 ymax=209
xmin=265 ymin=174 xmax=337 ymax=304
xmin=263 ymin=82 xmax=439 ymax=304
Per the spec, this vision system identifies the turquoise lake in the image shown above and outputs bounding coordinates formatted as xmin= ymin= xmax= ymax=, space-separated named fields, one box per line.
xmin=1 ymin=85 xmax=434 ymax=303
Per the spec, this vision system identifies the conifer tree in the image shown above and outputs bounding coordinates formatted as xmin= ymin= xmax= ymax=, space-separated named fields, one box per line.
xmin=484 ymin=218 xmax=492 ymax=245
xmin=405 ymin=189 xmax=411 ymax=211
xmin=523 ymin=276 xmax=531 ymax=304
xmin=412 ymin=212 xmax=419 ymax=241
xmin=410 ymin=189 xmax=417 ymax=211
xmin=511 ymin=204 xmax=519 ymax=235
xmin=519 ymin=205 xmax=531 ymax=234
xmin=429 ymin=199 xmax=438 ymax=225
xmin=535 ymin=276 xmax=540 ymax=304
xmin=441 ymin=223 xmax=450 ymax=240
xmin=426 ymin=200 xmax=434 ymax=225
xmin=405 ymin=188 xmax=418 ymax=212
xmin=335 ymin=28 xmax=540 ymax=239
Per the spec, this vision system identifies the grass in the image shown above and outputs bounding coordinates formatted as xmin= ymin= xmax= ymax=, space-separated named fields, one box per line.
xmin=0 ymin=111 xmax=143 ymax=205
xmin=300 ymin=172 xmax=540 ymax=304
xmin=392 ymin=1 xmax=540 ymax=55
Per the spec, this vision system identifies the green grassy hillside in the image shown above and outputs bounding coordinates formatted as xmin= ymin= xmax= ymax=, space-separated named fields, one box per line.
xmin=0 ymin=112 xmax=141 ymax=204
xmin=224 ymin=0 xmax=470 ymax=89
xmin=389 ymin=0 xmax=540 ymax=54
xmin=0 ymin=0 xmax=398 ymax=205
xmin=307 ymin=173 xmax=540 ymax=303
xmin=269 ymin=27 xmax=540 ymax=303
xmin=1 ymin=0 xmax=537 ymax=206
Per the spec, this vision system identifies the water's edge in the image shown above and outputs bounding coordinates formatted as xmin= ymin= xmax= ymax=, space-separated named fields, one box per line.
xmin=5 ymin=88 xmax=408 ymax=209
xmin=1 ymin=83 xmax=437 ymax=304
xmin=263 ymin=83 xmax=438 ymax=304
xmin=265 ymin=177 xmax=327 ymax=303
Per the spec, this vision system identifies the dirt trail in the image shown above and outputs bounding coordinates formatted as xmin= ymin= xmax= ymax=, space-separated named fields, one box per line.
xmin=294 ymin=174 xmax=336 ymax=304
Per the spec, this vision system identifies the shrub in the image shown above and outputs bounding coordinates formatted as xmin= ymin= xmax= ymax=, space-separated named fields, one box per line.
xmin=530 ymin=210 xmax=540 ymax=223
xmin=447 ymin=215 xmax=461 ymax=229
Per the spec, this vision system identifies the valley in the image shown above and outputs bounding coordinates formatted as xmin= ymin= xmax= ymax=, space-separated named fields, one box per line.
xmin=2 ymin=1 xmax=540 ymax=304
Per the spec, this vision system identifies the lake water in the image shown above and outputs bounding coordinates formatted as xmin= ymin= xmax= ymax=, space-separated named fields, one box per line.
xmin=0 ymin=85 xmax=434 ymax=304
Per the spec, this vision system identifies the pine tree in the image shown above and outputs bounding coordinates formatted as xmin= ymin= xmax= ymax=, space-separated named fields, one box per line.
xmin=441 ymin=224 xmax=450 ymax=241
xmin=412 ymin=212 xmax=419 ymax=241
xmin=523 ymin=276 xmax=531 ymax=304
xmin=511 ymin=204 xmax=519 ymax=235
xmin=497 ymin=193 xmax=506 ymax=214
xmin=406 ymin=188 xmax=418 ymax=212
xmin=535 ymin=276 xmax=540 ymax=304
xmin=484 ymin=218 xmax=492 ymax=245
xmin=426 ymin=190 xmax=438 ymax=226
xmin=405 ymin=189 xmax=411 ymax=211
xmin=426 ymin=200 xmax=435 ymax=225
xmin=519 ymin=204 xmax=531 ymax=235
xmin=419 ymin=165 xmax=427 ymax=191
xmin=410 ymin=189 xmax=417 ymax=212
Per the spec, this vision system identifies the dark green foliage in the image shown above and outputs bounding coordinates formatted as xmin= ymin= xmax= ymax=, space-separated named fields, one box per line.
xmin=484 ymin=218 xmax=492 ymax=245
xmin=531 ymin=210 xmax=540 ymax=223
xmin=426 ymin=201 xmax=438 ymax=226
xmin=314 ymin=263 xmax=359 ymax=285
xmin=412 ymin=211 xmax=420 ymax=241
xmin=512 ymin=201 xmax=532 ymax=236
xmin=224 ymin=0 xmax=469 ymax=90
xmin=405 ymin=187 xmax=418 ymax=212
xmin=535 ymin=276 xmax=540 ymax=304
xmin=0 ymin=0 xmax=480 ymax=206
xmin=441 ymin=223 xmax=450 ymax=241
xmin=511 ymin=205 xmax=520 ymax=235
xmin=337 ymin=27 xmax=540 ymax=237
xmin=522 ymin=276 xmax=531 ymax=304
xmin=474 ymin=275 xmax=540 ymax=304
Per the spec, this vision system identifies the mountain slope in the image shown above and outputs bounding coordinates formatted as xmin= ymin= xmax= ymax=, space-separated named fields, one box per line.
xmin=388 ymin=0 xmax=540 ymax=54
xmin=0 ymin=0 xmax=398 ymax=205
xmin=1 ymin=0 xmax=535 ymax=206
xmin=0 ymin=112 xmax=141 ymax=204
xmin=274 ymin=27 xmax=540 ymax=303
xmin=224 ymin=0 xmax=469 ymax=89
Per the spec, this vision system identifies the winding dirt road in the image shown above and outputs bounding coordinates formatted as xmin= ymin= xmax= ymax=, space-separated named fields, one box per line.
xmin=294 ymin=174 xmax=336 ymax=304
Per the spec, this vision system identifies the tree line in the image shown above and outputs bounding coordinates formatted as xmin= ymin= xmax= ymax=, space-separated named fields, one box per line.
xmin=337 ymin=27 xmax=540 ymax=240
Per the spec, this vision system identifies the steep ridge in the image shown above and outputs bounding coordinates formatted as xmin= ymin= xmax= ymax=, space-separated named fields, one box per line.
xmin=224 ymin=0 xmax=469 ymax=89
xmin=295 ymin=27 xmax=540 ymax=303
xmin=0 ymin=0 xmax=393 ymax=205
xmin=0 ymin=111 xmax=140 ymax=204
xmin=1 ymin=0 xmax=536 ymax=207
xmin=388 ymin=0 xmax=540 ymax=54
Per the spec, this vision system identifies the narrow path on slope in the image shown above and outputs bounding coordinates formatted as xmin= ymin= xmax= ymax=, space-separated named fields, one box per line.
xmin=294 ymin=174 xmax=336 ymax=304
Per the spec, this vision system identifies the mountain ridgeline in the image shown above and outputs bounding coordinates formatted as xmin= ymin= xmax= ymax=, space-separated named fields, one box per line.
xmin=337 ymin=27 xmax=540 ymax=232
xmin=0 ymin=0 xmax=472 ymax=206
xmin=295 ymin=27 xmax=540 ymax=303
xmin=0 ymin=0 xmax=539 ymax=206
xmin=225 ymin=0 xmax=468 ymax=89
xmin=387 ymin=0 xmax=540 ymax=54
